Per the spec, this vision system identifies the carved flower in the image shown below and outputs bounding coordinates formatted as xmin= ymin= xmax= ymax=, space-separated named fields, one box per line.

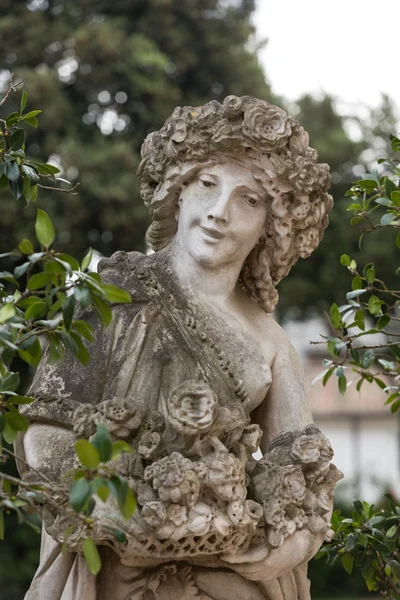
xmin=167 ymin=381 xmax=217 ymax=435
xmin=95 ymin=397 xmax=142 ymax=440
xmin=296 ymin=226 xmax=320 ymax=258
xmin=138 ymin=432 xmax=160 ymax=459
xmin=222 ymin=95 xmax=243 ymax=119
xmin=167 ymin=504 xmax=188 ymax=527
xmin=187 ymin=501 xmax=213 ymax=535
xmin=203 ymin=450 xmax=246 ymax=502
xmin=72 ymin=404 xmax=96 ymax=438
xmin=170 ymin=118 xmax=187 ymax=143
xmin=238 ymin=424 xmax=263 ymax=454
xmin=288 ymin=156 xmax=321 ymax=194
xmin=242 ymin=104 xmax=292 ymax=151
xmin=144 ymin=452 xmax=206 ymax=507
xmin=141 ymin=501 xmax=166 ymax=529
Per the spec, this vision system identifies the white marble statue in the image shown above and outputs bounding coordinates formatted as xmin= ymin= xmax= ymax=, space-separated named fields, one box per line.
xmin=16 ymin=96 xmax=342 ymax=599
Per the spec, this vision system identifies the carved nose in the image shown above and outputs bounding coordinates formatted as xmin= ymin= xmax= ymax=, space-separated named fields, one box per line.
xmin=207 ymin=192 xmax=231 ymax=224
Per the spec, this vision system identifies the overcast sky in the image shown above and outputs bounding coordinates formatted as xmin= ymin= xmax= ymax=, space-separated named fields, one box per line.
xmin=253 ymin=0 xmax=399 ymax=118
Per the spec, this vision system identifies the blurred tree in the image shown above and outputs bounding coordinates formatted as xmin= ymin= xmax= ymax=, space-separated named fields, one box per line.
xmin=277 ymin=94 xmax=399 ymax=318
xmin=0 ymin=0 xmax=274 ymax=259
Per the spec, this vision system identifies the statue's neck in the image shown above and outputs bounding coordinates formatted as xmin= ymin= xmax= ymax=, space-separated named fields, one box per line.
xmin=165 ymin=238 xmax=243 ymax=309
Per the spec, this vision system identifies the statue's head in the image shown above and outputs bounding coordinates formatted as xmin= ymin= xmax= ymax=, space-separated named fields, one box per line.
xmin=138 ymin=96 xmax=332 ymax=313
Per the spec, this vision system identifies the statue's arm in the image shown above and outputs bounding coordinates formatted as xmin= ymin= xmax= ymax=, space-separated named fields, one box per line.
xmin=252 ymin=329 xmax=313 ymax=453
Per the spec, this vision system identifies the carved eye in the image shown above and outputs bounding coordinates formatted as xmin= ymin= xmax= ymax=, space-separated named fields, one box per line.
xmin=199 ymin=177 xmax=216 ymax=189
xmin=242 ymin=194 xmax=260 ymax=207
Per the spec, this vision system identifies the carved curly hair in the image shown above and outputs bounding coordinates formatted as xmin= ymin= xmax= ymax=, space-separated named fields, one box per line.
xmin=137 ymin=96 xmax=333 ymax=313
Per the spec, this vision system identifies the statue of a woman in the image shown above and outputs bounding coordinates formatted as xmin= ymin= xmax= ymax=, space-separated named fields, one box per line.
xmin=17 ymin=96 xmax=342 ymax=600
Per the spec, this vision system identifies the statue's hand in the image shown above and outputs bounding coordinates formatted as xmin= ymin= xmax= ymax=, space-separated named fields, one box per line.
xmin=220 ymin=528 xmax=324 ymax=582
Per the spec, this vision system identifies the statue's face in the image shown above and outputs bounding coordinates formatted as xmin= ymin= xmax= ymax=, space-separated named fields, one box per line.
xmin=176 ymin=162 xmax=268 ymax=268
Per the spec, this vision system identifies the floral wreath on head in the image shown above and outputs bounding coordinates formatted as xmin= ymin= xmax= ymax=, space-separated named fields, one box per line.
xmin=137 ymin=96 xmax=333 ymax=313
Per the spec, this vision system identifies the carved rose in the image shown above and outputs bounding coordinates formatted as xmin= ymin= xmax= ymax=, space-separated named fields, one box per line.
xmin=187 ymin=501 xmax=213 ymax=535
xmin=242 ymin=104 xmax=292 ymax=151
xmin=167 ymin=504 xmax=188 ymax=527
xmin=203 ymin=450 xmax=246 ymax=502
xmin=167 ymin=381 xmax=217 ymax=435
xmin=288 ymin=156 xmax=321 ymax=194
xmin=170 ymin=118 xmax=187 ymax=143
xmin=95 ymin=397 xmax=142 ymax=440
xmin=222 ymin=95 xmax=243 ymax=119
xmin=144 ymin=452 xmax=206 ymax=507
xmin=239 ymin=424 xmax=263 ymax=454
xmin=72 ymin=404 xmax=96 ymax=438
xmin=138 ymin=432 xmax=160 ymax=459
xmin=141 ymin=501 xmax=166 ymax=528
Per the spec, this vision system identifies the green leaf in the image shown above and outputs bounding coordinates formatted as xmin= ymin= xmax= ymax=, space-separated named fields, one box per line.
xmin=20 ymin=90 xmax=27 ymax=114
xmin=21 ymin=164 xmax=40 ymax=184
xmin=341 ymin=553 xmax=354 ymax=574
xmin=70 ymin=332 xmax=90 ymax=366
xmin=352 ymin=276 xmax=363 ymax=291
xmin=91 ymin=424 xmax=112 ymax=463
xmin=396 ymin=232 xmax=400 ymax=249
xmin=62 ymin=294 xmax=75 ymax=330
xmin=338 ymin=375 xmax=347 ymax=395
xmin=387 ymin=525 xmax=397 ymax=538
xmin=57 ymin=254 xmax=79 ymax=271
xmin=0 ymin=372 xmax=20 ymax=393
xmin=25 ymin=301 xmax=47 ymax=320
xmin=366 ymin=268 xmax=375 ymax=283
xmin=101 ymin=284 xmax=131 ymax=305
xmin=75 ymin=440 xmax=100 ymax=470
xmin=111 ymin=440 xmax=133 ymax=460
xmin=391 ymin=191 xmax=400 ymax=207
xmin=74 ymin=286 xmax=93 ymax=310
xmin=354 ymin=309 xmax=365 ymax=331
xmin=7 ymin=395 xmax=35 ymax=405
xmin=82 ymin=538 xmax=101 ymax=575
xmin=81 ymin=248 xmax=92 ymax=272
xmin=35 ymin=209 xmax=55 ymax=248
xmin=69 ymin=477 xmax=91 ymax=512
xmin=368 ymin=295 xmax=384 ymax=316
xmin=340 ymin=254 xmax=351 ymax=267
xmin=47 ymin=334 xmax=64 ymax=364
xmin=375 ymin=197 xmax=393 ymax=207
xmin=9 ymin=129 xmax=25 ymax=151
xmin=346 ymin=289 xmax=366 ymax=300
xmin=73 ymin=320 xmax=94 ymax=342
xmin=0 ymin=512 xmax=4 ymax=540
xmin=330 ymin=303 xmax=341 ymax=329
xmin=0 ymin=304 xmax=16 ymax=323
xmin=5 ymin=160 xmax=20 ymax=182
xmin=24 ymin=116 xmax=38 ymax=128
xmin=122 ymin=487 xmax=136 ymax=519
xmin=18 ymin=238 xmax=34 ymax=255
xmin=18 ymin=337 xmax=42 ymax=367
xmin=59 ymin=330 xmax=79 ymax=355
xmin=106 ymin=528 xmax=127 ymax=544
xmin=377 ymin=314 xmax=390 ymax=330
xmin=92 ymin=295 xmax=112 ymax=328
xmin=322 ymin=368 xmax=333 ymax=386
xmin=7 ymin=407 xmax=28 ymax=432
xmin=345 ymin=533 xmax=359 ymax=552
xmin=381 ymin=212 xmax=396 ymax=226
xmin=2 ymin=417 xmax=17 ymax=444
xmin=27 ymin=272 xmax=53 ymax=290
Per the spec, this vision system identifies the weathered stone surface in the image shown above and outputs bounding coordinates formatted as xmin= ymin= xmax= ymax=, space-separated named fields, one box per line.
xmin=19 ymin=96 xmax=341 ymax=600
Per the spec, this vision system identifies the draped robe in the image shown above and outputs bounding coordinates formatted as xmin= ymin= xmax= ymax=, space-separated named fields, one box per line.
xmin=17 ymin=249 xmax=315 ymax=600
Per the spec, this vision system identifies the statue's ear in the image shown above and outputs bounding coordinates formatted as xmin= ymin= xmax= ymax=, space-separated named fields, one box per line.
xmin=175 ymin=197 xmax=182 ymax=222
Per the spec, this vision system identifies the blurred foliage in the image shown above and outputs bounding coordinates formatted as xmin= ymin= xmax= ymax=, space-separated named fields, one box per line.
xmin=314 ymin=137 xmax=400 ymax=598
xmin=277 ymin=95 xmax=399 ymax=318
xmin=0 ymin=0 xmax=274 ymax=260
